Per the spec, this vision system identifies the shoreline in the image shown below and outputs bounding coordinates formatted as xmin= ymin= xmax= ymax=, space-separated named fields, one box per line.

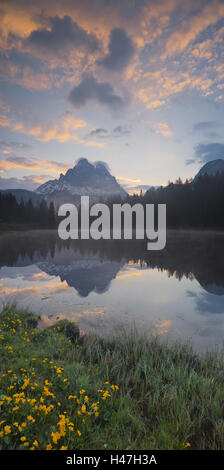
xmin=2 ymin=225 xmax=224 ymax=237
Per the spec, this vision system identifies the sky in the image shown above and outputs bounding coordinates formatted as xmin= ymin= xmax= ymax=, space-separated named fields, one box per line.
xmin=0 ymin=0 xmax=224 ymax=193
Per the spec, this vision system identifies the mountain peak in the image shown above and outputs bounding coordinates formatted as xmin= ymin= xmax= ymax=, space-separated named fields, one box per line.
xmin=36 ymin=158 xmax=127 ymax=202
xmin=194 ymin=159 xmax=224 ymax=180
xmin=75 ymin=157 xmax=92 ymax=167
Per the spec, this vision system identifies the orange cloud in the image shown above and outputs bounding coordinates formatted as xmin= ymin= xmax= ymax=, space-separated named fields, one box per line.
xmin=117 ymin=176 xmax=141 ymax=184
xmin=154 ymin=122 xmax=172 ymax=137
xmin=0 ymin=157 xmax=69 ymax=177
xmin=85 ymin=141 xmax=105 ymax=148
xmin=163 ymin=1 xmax=224 ymax=58
xmin=0 ymin=0 xmax=223 ymax=111
xmin=19 ymin=113 xmax=87 ymax=143
xmin=146 ymin=100 xmax=166 ymax=109
xmin=0 ymin=110 xmax=106 ymax=148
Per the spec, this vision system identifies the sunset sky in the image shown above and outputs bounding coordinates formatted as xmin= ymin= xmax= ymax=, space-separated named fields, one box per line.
xmin=0 ymin=0 xmax=224 ymax=193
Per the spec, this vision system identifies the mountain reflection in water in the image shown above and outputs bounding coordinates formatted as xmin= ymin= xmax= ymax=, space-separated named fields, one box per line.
xmin=0 ymin=230 xmax=224 ymax=352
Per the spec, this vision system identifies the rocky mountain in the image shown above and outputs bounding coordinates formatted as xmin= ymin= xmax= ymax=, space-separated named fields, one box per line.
xmin=194 ymin=159 xmax=224 ymax=180
xmin=36 ymin=158 xmax=127 ymax=203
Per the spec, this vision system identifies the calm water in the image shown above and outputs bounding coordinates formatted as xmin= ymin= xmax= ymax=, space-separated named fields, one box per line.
xmin=0 ymin=230 xmax=224 ymax=353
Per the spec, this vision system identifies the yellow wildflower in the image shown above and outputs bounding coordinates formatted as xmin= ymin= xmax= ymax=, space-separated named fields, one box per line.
xmin=4 ymin=425 xmax=11 ymax=435
xmin=183 ymin=442 xmax=191 ymax=448
xmin=27 ymin=415 xmax=35 ymax=422
xmin=51 ymin=431 xmax=61 ymax=444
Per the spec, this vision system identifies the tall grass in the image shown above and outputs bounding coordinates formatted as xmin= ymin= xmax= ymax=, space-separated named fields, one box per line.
xmin=0 ymin=304 xmax=224 ymax=450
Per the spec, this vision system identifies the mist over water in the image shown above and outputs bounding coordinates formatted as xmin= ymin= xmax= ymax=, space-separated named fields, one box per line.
xmin=0 ymin=229 xmax=224 ymax=353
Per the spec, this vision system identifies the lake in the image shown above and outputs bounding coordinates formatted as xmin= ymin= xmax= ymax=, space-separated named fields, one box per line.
xmin=0 ymin=229 xmax=224 ymax=353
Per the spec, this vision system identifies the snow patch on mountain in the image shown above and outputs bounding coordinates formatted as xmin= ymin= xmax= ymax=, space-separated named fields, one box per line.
xmin=36 ymin=158 xmax=127 ymax=200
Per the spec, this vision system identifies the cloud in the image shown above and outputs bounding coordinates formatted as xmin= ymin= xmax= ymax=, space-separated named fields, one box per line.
xmin=0 ymin=111 xmax=106 ymax=148
xmin=113 ymin=125 xmax=131 ymax=136
xmin=87 ymin=128 xmax=108 ymax=138
xmin=0 ymin=55 xmax=67 ymax=91
xmin=0 ymin=110 xmax=87 ymax=143
xmin=16 ymin=65 xmax=57 ymax=91
xmin=146 ymin=100 xmax=166 ymax=109
xmin=25 ymin=15 xmax=99 ymax=57
xmin=97 ymin=28 xmax=134 ymax=71
xmin=192 ymin=121 xmax=217 ymax=132
xmin=86 ymin=125 xmax=131 ymax=139
xmin=185 ymin=159 xmax=197 ymax=166
xmin=1 ymin=0 xmax=224 ymax=111
xmin=136 ymin=66 xmax=219 ymax=110
xmin=0 ymin=156 xmax=69 ymax=176
xmin=37 ymin=112 xmax=87 ymax=143
xmin=0 ymin=140 xmax=32 ymax=155
xmin=153 ymin=122 xmax=172 ymax=137
xmin=193 ymin=142 xmax=224 ymax=164
xmin=163 ymin=1 xmax=224 ymax=58
xmin=117 ymin=176 xmax=141 ymax=184
xmin=147 ymin=122 xmax=172 ymax=137
xmin=0 ymin=97 xmax=10 ymax=114
xmin=116 ymin=176 xmax=152 ymax=194
xmin=68 ymin=74 xmax=127 ymax=110
xmin=93 ymin=161 xmax=110 ymax=171
xmin=186 ymin=142 xmax=224 ymax=166
xmin=0 ymin=114 xmax=11 ymax=128
xmin=120 ymin=183 xmax=152 ymax=194
xmin=192 ymin=121 xmax=220 ymax=139
xmin=0 ymin=175 xmax=40 ymax=191
xmin=84 ymin=141 xmax=105 ymax=148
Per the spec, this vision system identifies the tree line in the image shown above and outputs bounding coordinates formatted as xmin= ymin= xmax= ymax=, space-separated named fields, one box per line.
xmin=125 ymin=172 xmax=224 ymax=230
xmin=0 ymin=193 xmax=56 ymax=228
xmin=1 ymin=171 xmax=224 ymax=230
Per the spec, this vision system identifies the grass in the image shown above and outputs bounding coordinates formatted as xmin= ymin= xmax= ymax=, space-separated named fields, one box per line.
xmin=0 ymin=304 xmax=224 ymax=450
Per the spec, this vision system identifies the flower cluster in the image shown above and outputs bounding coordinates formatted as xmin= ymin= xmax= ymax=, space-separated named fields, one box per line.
xmin=0 ymin=311 xmax=119 ymax=450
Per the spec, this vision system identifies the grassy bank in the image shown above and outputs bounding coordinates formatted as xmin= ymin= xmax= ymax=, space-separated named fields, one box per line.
xmin=0 ymin=305 xmax=224 ymax=450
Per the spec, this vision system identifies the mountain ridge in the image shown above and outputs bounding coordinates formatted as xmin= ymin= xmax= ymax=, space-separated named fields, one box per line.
xmin=36 ymin=158 xmax=127 ymax=203
xmin=194 ymin=159 xmax=224 ymax=180
xmin=1 ymin=159 xmax=224 ymax=203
